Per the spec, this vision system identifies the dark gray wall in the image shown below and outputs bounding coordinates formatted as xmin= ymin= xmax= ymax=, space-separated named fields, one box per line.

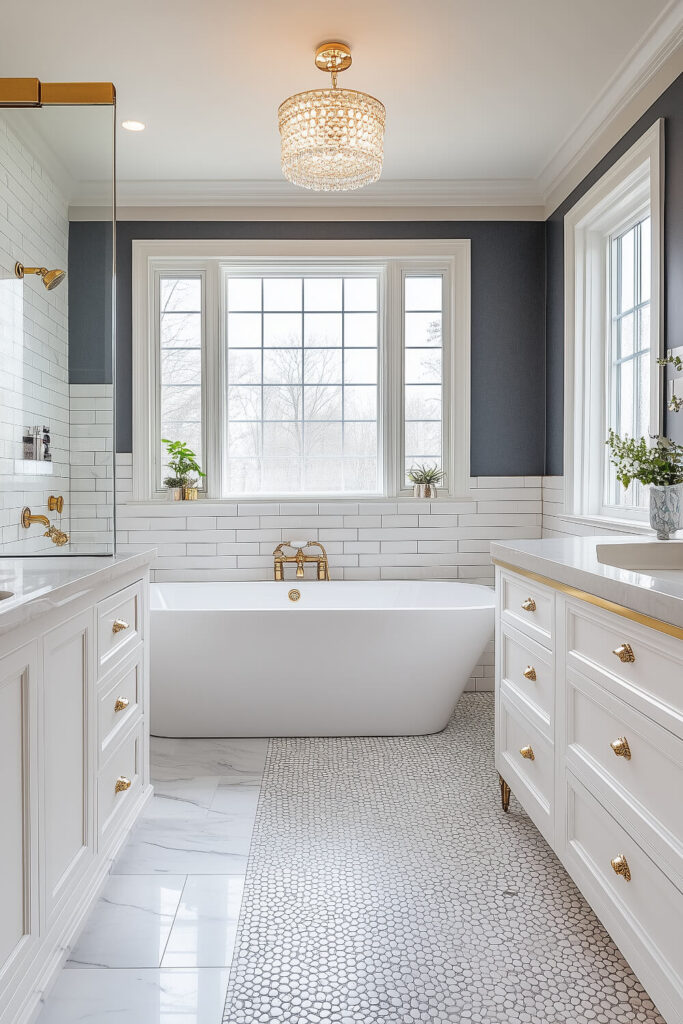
xmin=545 ymin=71 xmax=683 ymax=474
xmin=68 ymin=221 xmax=113 ymax=383
xmin=114 ymin=220 xmax=546 ymax=476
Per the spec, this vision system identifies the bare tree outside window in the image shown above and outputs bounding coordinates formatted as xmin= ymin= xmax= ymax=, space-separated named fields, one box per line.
xmin=159 ymin=277 xmax=203 ymax=486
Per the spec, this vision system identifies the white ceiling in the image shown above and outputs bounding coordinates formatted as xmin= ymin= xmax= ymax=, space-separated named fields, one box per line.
xmin=0 ymin=0 xmax=680 ymax=204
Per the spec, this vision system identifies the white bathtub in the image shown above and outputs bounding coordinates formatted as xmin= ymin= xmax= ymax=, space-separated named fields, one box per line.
xmin=150 ymin=581 xmax=495 ymax=737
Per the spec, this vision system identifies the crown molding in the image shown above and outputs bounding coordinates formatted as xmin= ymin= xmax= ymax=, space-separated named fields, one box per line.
xmin=539 ymin=0 xmax=683 ymax=214
xmin=72 ymin=175 xmax=544 ymax=210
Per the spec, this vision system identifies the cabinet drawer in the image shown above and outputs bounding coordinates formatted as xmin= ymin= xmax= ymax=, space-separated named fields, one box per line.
xmin=497 ymin=692 xmax=553 ymax=843
xmin=564 ymin=772 xmax=683 ymax=1003
xmin=565 ymin=599 xmax=683 ymax=724
xmin=98 ymin=722 xmax=143 ymax=848
xmin=98 ymin=653 xmax=143 ymax=764
xmin=500 ymin=625 xmax=553 ymax=733
xmin=500 ymin=571 xmax=554 ymax=649
xmin=97 ymin=582 xmax=143 ymax=676
xmin=565 ymin=670 xmax=683 ymax=868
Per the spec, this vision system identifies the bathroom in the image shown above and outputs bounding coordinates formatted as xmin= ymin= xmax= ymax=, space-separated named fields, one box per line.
xmin=0 ymin=2 xmax=681 ymax=1022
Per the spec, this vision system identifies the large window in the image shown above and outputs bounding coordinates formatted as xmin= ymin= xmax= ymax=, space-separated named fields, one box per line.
xmin=564 ymin=120 xmax=662 ymax=524
xmin=133 ymin=240 xmax=470 ymax=501
xmin=606 ymin=217 xmax=651 ymax=511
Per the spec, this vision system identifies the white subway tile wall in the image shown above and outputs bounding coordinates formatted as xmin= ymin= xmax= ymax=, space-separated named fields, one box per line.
xmin=542 ymin=476 xmax=649 ymax=537
xmin=116 ymin=461 xmax=543 ymax=691
xmin=0 ymin=113 xmax=70 ymax=552
xmin=68 ymin=384 xmax=114 ymax=552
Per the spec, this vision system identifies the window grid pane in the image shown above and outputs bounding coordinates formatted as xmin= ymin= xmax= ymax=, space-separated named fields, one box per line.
xmin=159 ymin=277 xmax=203 ymax=486
xmin=606 ymin=219 xmax=650 ymax=511
xmin=403 ymin=276 xmax=443 ymax=486
xmin=225 ymin=275 xmax=380 ymax=495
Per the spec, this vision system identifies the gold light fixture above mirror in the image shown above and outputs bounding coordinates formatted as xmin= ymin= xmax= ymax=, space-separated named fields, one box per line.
xmin=278 ymin=41 xmax=386 ymax=192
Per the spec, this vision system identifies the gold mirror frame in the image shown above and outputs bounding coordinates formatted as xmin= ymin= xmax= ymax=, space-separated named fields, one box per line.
xmin=0 ymin=79 xmax=115 ymax=107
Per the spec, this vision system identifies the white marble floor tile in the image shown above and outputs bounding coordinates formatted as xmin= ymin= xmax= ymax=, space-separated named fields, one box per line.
xmin=36 ymin=968 xmax=231 ymax=1024
xmin=141 ymin=777 xmax=221 ymax=821
xmin=112 ymin=816 xmax=253 ymax=875
xmin=209 ymin=782 xmax=261 ymax=818
xmin=151 ymin=737 xmax=268 ymax=783
xmin=66 ymin=875 xmax=185 ymax=969
xmin=162 ymin=875 xmax=244 ymax=968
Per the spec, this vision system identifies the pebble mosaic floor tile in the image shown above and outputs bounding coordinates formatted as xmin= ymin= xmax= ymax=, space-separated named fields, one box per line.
xmin=223 ymin=694 xmax=665 ymax=1024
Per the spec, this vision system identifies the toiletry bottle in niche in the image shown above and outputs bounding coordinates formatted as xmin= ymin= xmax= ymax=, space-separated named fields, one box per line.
xmin=34 ymin=426 xmax=44 ymax=461
xmin=23 ymin=427 xmax=35 ymax=460
xmin=42 ymin=427 xmax=51 ymax=462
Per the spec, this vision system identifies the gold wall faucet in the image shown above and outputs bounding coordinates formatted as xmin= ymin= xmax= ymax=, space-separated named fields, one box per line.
xmin=273 ymin=541 xmax=329 ymax=581
xmin=21 ymin=501 xmax=69 ymax=546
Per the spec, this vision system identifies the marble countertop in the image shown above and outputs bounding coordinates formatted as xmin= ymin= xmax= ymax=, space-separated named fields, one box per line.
xmin=490 ymin=535 xmax=683 ymax=629
xmin=0 ymin=551 xmax=156 ymax=638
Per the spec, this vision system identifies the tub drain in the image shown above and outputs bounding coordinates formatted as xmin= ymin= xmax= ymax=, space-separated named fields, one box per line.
xmin=288 ymin=589 xmax=301 ymax=602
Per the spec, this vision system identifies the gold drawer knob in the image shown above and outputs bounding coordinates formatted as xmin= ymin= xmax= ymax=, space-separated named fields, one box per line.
xmin=115 ymin=776 xmax=132 ymax=794
xmin=612 ymin=643 xmax=635 ymax=663
xmin=610 ymin=736 xmax=631 ymax=760
xmin=610 ymin=854 xmax=631 ymax=882
xmin=523 ymin=665 xmax=537 ymax=681
xmin=112 ymin=618 xmax=129 ymax=635
xmin=521 ymin=598 xmax=536 ymax=612
xmin=519 ymin=745 xmax=535 ymax=760
xmin=114 ymin=697 xmax=129 ymax=713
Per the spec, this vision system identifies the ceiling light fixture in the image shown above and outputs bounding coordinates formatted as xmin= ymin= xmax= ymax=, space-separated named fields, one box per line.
xmin=278 ymin=42 xmax=385 ymax=192
xmin=121 ymin=120 xmax=145 ymax=132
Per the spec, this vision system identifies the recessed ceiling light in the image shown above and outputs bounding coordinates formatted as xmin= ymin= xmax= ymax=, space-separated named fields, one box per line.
xmin=121 ymin=120 xmax=145 ymax=132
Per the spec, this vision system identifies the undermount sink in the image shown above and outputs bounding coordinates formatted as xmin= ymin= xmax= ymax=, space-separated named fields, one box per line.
xmin=0 ymin=591 xmax=14 ymax=601
xmin=596 ymin=541 xmax=683 ymax=572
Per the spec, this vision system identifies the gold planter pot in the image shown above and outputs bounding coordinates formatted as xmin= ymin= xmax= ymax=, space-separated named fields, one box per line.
xmin=182 ymin=486 xmax=198 ymax=501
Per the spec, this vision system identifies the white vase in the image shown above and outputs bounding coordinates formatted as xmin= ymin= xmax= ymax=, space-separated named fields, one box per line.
xmin=649 ymin=482 xmax=683 ymax=539
xmin=413 ymin=483 xmax=438 ymax=499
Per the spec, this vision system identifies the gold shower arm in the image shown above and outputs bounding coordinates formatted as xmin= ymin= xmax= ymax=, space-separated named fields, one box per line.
xmin=21 ymin=507 xmax=50 ymax=529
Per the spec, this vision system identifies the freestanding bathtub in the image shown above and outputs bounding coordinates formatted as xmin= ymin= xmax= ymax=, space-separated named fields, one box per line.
xmin=150 ymin=580 xmax=495 ymax=737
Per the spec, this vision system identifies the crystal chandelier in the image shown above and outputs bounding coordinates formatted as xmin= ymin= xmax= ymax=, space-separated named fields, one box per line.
xmin=278 ymin=42 xmax=386 ymax=192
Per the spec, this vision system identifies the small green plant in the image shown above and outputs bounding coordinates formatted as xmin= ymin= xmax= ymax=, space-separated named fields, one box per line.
xmin=657 ymin=351 xmax=683 ymax=412
xmin=162 ymin=439 xmax=205 ymax=489
xmin=606 ymin=430 xmax=683 ymax=489
xmin=407 ymin=463 xmax=446 ymax=486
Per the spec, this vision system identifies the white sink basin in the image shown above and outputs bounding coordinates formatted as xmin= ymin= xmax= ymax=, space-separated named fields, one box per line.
xmin=596 ymin=541 xmax=683 ymax=572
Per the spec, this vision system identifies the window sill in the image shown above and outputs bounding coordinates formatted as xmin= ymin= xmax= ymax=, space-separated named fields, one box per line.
xmin=122 ymin=494 xmax=476 ymax=509
xmin=554 ymin=513 xmax=653 ymax=535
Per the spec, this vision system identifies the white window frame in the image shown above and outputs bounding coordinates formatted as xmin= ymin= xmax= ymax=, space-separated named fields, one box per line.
xmin=132 ymin=239 xmax=471 ymax=502
xmin=563 ymin=119 xmax=663 ymax=527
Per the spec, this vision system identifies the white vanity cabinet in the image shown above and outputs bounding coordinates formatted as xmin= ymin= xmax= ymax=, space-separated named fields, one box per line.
xmin=0 ymin=558 xmax=152 ymax=1024
xmin=494 ymin=562 xmax=683 ymax=1024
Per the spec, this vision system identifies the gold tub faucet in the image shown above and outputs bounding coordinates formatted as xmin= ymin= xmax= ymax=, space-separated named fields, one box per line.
xmin=273 ymin=541 xmax=329 ymax=581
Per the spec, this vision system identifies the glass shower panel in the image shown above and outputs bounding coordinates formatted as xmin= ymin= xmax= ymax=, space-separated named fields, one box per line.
xmin=0 ymin=102 xmax=115 ymax=554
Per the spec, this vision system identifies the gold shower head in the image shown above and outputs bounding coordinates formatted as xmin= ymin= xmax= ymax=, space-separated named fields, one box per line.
xmin=15 ymin=262 xmax=66 ymax=291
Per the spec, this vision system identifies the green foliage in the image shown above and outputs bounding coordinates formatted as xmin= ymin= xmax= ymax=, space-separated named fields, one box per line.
xmin=658 ymin=353 xmax=683 ymax=412
xmin=605 ymin=431 xmax=683 ymax=489
xmin=407 ymin=463 xmax=446 ymax=485
xmin=161 ymin=439 xmax=205 ymax=488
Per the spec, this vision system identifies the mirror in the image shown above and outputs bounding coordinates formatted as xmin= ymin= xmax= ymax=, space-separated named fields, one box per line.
xmin=0 ymin=95 xmax=115 ymax=555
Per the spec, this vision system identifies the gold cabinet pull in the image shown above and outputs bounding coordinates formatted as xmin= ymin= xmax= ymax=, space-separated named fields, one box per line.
xmin=523 ymin=665 xmax=537 ymax=681
xmin=114 ymin=697 xmax=129 ymax=713
xmin=610 ymin=854 xmax=631 ymax=882
xmin=521 ymin=597 xmax=536 ymax=612
xmin=610 ymin=736 xmax=631 ymax=760
xmin=519 ymin=745 xmax=535 ymax=760
xmin=112 ymin=618 xmax=129 ymax=635
xmin=115 ymin=776 xmax=132 ymax=794
xmin=612 ymin=643 xmax=635 ymax=663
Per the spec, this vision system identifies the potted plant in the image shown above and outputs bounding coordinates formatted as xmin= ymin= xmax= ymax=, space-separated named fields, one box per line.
xmin=162 ymin=439 xmax=205 ymax=501
xmin=407 ymin=463 xmax=445 ymax=499
xmin=606 ymin=430 xmax=683 ymax=539
xmin=658 ymin=351 xmax=683 ymax=413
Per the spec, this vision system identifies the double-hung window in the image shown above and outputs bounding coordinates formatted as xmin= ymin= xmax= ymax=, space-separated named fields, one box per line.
xmin=564 ymin=120 xmax=663 ymax=524
xmin=134 ymin=241 xmax=470 ymax=501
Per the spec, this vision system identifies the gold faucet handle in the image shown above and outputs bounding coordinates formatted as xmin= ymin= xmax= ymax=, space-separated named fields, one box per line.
xmin=48 ymin=495 xmax=64 ymax=514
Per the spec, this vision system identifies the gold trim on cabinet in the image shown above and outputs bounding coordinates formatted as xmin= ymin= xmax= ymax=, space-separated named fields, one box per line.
xmin=112 ymin=619 xmax=129 ymax=634
xmin=613 ymin=642 xmax=635 ymax=663
xmin=521 ymin=597 xmax=536 ymax=612
xmin=114 ymin=776 xmax=132 ymax=794
xmin=522 ymin=665 xmax=537 ymax=681
xmin=0 ymin=78 xmax=115 ymax=107
xmin=498 ymin=774 xmax=511 ymax=813
xmin=114 ymin=697 xmax=130 ymax=713
xmin=519 ymin=745 xmax=535 ymax=760
xmin=492 ymin=559 xmax=683 ymax=641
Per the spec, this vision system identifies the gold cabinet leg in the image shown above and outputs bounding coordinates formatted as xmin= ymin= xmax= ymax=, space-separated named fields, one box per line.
xmin=499 ymin=774 xmax=511 ymax=813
